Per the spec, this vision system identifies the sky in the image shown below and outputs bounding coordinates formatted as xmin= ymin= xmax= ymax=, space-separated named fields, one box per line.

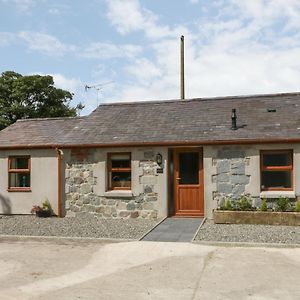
xmin=1 ymin=0 xmax=300 ymax=115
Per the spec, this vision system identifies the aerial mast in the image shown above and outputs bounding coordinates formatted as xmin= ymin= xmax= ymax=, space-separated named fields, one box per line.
xmin=180 ymin=35 xmax=185 ymax=100
xmin=84 ymin=81 xmax=113 ymax=107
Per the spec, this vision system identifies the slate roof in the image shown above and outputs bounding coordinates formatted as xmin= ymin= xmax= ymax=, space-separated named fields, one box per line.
xmin=0 ymin=117 xmax=87 ymax=148
xmin=1 ymin=92 xmax=300 ymax=148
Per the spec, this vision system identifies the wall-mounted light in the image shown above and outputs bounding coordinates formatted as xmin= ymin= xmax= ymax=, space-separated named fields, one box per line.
xmin=156 ymin=153 xmax=163 ymax=166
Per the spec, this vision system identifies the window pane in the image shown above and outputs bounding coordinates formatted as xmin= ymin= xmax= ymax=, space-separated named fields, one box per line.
xmin=179 ymin=152 xmax=199 ymax=184
xmin=111 ymin=154 xmax=130 ymax=168
xmin=263 ymin=153 xmax=291 ymax=167
xmin=261 ymin=171 xmax=291 ymax=189
xmin=9 ymin=173 xmax=30 ymax=188
xmin=110 ymin=172 xmax=131 ymax=188
xmin=10 ymin=157 xmax=29 ymax=169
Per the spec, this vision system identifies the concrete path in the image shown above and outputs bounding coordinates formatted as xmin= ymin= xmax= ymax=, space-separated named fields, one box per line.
xmin=142 ymin=217 xmax=202 ymax=242
xmin=0 ymin=239 xmax=299 ymax=300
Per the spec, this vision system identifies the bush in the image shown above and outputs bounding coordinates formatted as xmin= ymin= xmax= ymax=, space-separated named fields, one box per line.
xmin=237 ymin=195 xmax=252 ymax=211
xmin=295 ymin=201 xmax=300 ymax=212
xmin=276 ymin=197 xmax=290 ymax=212
xmin=260 ymin=198 xmax=268 ymax=211
xmin=42 ymin=198 xmax=51 ymax=210
xmin=221 ymin=198 xmax=233 ymax=210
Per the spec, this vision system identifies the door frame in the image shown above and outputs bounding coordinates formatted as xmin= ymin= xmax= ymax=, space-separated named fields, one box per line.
xmin=172 ymin=147 xmax=204 ymax=217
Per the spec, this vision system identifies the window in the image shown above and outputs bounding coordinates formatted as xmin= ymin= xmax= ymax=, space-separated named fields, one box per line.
xmin=8 ymin=156 xmax=31 ymax=191
xmin=260 ymin=150 xmax=293 ymax=191
xmin=107 ymin=153 xmax=131 ymax=190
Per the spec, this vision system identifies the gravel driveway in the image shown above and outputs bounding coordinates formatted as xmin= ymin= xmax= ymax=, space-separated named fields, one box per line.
xmin=0 ymin=215 xmax=158 ymax=240
xmin=195 ymin=219 xmax=300 ymax=244
xmin=1 ymin=215 xmax=299 ymax=244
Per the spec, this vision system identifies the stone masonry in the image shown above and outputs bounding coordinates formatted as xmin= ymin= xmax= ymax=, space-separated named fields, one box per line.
xmin=212 ymin=148 xmax=250 ymax=206
xmin=65 ymin=149 xmax=159 ymax=219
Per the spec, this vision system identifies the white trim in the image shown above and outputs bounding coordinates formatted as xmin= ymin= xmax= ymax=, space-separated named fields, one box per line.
xmin=260 ymin=191 xmax=295 ymax=198
xmin=104 ymin=190 xmax=133 ymax=198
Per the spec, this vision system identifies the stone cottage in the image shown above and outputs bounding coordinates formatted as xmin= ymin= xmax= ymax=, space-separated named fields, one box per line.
xmin=0 ymin=92 xmax=299 ymax=219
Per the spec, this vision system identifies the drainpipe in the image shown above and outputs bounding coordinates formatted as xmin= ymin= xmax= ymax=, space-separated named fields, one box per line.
xmin=56 ymin=148 xmax=63 ymax=217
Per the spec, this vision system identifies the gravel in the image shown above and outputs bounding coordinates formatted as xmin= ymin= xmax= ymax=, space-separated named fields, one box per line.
xmin=0 ymin=215 xmax=159 ymax=240
xmin=2 ymin=215 xmax=298 ymax=244
xmin=195 ymin=219 xmax=300 ymax=244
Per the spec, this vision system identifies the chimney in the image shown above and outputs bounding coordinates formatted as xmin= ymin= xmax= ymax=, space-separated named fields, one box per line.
xmin=231 ymin=109 xmax=237 ymax=130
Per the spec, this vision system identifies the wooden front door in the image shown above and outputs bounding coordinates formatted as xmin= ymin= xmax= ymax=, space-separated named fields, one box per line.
xmin=173 ymin=148 xmax=204 ymax=217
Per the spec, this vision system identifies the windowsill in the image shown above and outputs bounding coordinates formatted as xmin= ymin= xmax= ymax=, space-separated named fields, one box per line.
xmin=7 ymin=188 xmax=31 ymax=192
xmin=260 ymin=191 xmax=295 ymax=198
xmin=104 ymin=190 xmax=133 ymax=198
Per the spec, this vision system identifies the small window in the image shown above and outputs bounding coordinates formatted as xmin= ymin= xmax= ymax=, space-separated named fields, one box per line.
xmin=108 ymin=153 xmax=131 ymax=190
xmin=8 ymin=156 xmax=31 ymax=191
xmin=260 ymin=150 xmax=293 ymax=191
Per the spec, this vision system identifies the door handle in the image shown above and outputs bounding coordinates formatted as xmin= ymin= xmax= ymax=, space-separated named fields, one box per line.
xmin=176 ymin=177 xmax=181 ymax=180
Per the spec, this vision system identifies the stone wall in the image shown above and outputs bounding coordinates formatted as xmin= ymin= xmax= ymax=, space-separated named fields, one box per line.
xmin=212 ymin=148 xmax=251 ymax=206
xmin=65 ymin=149 xmax=159 ymax=219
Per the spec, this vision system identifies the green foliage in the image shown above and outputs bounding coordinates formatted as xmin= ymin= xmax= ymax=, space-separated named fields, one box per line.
xmin=237 ymin=195 xmax=252 ymax=211
xmin=276 ymin=197 xmax=290 ymax=212
xmin=221 ymin=198 xmax=233 ymax=210
xmin=260 ymin=198 xmax=268 ymax=211
xmin=31 ymin=198 xmax=52 ymax=215
xmin=42 ymin=198 xmax=51 ymax=210
xmin=0 ymin=71 xmax=84 ymax=130
xmin=295 ymin=201 xmax=300 ymax=212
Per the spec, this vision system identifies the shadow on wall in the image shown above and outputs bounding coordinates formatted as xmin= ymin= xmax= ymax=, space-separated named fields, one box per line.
xmin=0 ymin=194 xmax=11 ymax=214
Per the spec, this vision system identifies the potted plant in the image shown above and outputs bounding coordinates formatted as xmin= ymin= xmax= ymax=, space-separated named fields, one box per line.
xmin=213 ymin=195 xmax=300 ymax=226
xmin=31 ymin=199 xmax=52 ymax=217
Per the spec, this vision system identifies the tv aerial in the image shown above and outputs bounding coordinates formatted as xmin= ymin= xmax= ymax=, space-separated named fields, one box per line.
xmin=84 ymin=81 xmax=114 ymax=107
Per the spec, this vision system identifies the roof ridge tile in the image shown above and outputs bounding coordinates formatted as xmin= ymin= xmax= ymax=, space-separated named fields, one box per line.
xmin=16 ymin=116 xmax=86 ymax=122
xmin=94 ymin=92 xmax=300 ymax=109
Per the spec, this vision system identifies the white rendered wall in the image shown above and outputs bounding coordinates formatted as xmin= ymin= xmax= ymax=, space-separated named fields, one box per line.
xmin=0 ymin=149 xmax=58 ymax=215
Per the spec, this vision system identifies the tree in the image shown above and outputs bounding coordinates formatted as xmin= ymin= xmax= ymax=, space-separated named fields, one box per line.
xmin=0 ymin=71 xmax=84 ymax=130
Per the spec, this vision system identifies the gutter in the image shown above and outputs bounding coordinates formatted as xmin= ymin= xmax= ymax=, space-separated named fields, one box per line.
xmin=56 ymin=148 xmax=63 ymax=217
xmin=1 ymin=138 xmax=300 ymax=150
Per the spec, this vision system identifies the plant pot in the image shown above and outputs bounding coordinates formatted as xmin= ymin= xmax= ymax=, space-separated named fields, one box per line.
xmin=36 ymin=209 xmax=51 ymax=218
xmin=213 ymin=210 xmax=300 ymax=226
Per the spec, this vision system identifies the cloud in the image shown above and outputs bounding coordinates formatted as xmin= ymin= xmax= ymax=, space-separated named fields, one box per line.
xmin=48 ymin=8 xmax=62 ymax=15
xmin=81 ymin=42 xmax=142 ymax=59
xmin=18 ymin=31 xmax=75 ymax=56
xmin=32 ymin=72 xmax=82 ymax=93
xmin=125 ymin=58 xmax=162 ymax=84
xmin=105 ymin=0 xmax=152 ymax=35
xmin=105 ymin=0 xmax=191 ymax=39
xmin=0 ymin=0 xmax=35 ymax=13
xmin=47 ymin=3 xmax=71 ymax=16
xmin=51 ymin=74 xmax=83 ymax=94
xmin=102 ymin=0 xmax=300 ymax=104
